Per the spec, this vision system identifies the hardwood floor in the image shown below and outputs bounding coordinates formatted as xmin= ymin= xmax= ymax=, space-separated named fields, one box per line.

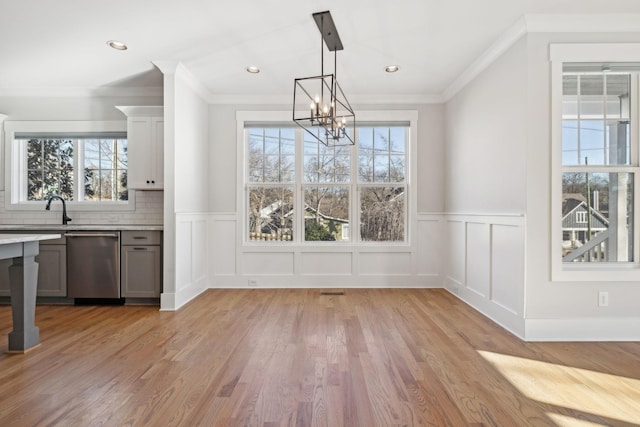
xmin=1 ymin=289 xmax=639 ymax=426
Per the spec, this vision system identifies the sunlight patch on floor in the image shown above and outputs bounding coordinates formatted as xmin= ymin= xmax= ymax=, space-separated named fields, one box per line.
xmin=478 ymin=350 xmax=640 ymax=426
xmin=546 ymin=413 xmax=610 ymax=427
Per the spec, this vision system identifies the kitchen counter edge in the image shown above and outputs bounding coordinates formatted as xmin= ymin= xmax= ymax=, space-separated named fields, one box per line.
xmin=0 ymin=225 xmax=163 ymax=231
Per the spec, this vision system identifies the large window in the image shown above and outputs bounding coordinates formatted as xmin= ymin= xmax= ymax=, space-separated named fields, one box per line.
xmin=4 ymin=121 xmax=132 ymax=210
xmin=23 ymin=136 xmax=128 ymax=202
xmin=560 ymin=68 xmax=635 ymax=263
xmin=247 ymin=127 xmax=295 ymax=241
xmin=245 ymin=121 xmax=409 ymax=244
xmin=551 ymin=44 xmax=640 ymax=281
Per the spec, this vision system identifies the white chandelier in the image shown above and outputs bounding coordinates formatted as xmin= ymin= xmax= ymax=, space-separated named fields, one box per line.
xmin=293 ymin=11 xmax=355 ymax=146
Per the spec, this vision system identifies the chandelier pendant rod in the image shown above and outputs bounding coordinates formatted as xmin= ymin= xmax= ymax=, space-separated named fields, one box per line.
xmin=320 ymin=13 xmax=324 ymax=124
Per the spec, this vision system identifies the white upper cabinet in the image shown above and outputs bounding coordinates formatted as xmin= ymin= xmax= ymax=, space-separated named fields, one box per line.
xmin=116 ymin=106 xmax=164 ymax=190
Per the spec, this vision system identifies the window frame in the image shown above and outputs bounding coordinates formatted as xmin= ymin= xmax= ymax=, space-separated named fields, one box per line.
xmin=3 ymin=120 xmax=135 ymax=211
xmin=237 ymin=110 xmax=417 ymax=247
xmin=551 ymin=43 xmax=640 ymax=281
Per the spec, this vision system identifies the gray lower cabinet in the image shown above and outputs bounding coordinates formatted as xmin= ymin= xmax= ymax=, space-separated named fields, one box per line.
xmin=121 ymin=231 xmax=162 ymax=298
xmin=0 ymin=233 xmax=67 ymax=297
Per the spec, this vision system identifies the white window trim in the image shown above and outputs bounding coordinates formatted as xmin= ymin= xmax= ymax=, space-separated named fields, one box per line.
xmin=236 ymin=110 xmax=418 ymax=248
xmin=550 ymin=43 xmax=640 ymax=281
xmin=576 ymin=211 xmax=588 ymax=224
xmin=3 ymin=120 xmax=135 ymax=212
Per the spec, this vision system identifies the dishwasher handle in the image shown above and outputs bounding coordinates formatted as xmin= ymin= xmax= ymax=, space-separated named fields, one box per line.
xmin=64 ymin=233 xmax=119 ymax=238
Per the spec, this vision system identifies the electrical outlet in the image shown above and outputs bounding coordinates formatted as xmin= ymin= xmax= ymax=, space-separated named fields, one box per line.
xmin=598 ymin=291 xmax=609 ymax=307
xmin=248 ymin=279 xmax=258 ymax=287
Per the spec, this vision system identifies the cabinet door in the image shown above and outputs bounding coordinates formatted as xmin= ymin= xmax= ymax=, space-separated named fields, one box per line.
xmin=121 ymin=246 xmax=161 ymax=298
xmin=151 ymin=117 xmax=164 ymax=188
xmin=0 ymin=259 xmax=11 ymax=296
xmin=35 ymin=245 xmax=67 ymax=297
xmin=127 ymin=116 xmax=164 ymax=190
xmin=127 ymin=117 xmax=154 ymax=189
xmin=0 ymin=245 xmax=66 ymax=297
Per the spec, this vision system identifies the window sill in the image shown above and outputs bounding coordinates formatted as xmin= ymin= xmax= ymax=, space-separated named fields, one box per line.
xmin=242 ymin=241 xmax=412 ymax=251
xmin=553 ymin=262 xmax=640 ymax=282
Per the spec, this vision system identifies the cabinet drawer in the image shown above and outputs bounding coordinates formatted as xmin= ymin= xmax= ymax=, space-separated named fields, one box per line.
xmin=121 ymin=231 xmax=162 ymax=245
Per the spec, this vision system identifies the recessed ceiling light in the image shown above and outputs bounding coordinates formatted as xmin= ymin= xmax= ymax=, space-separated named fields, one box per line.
xmin=246 ymin=66 xmax=260 ymax=74
xmin=385 ymin=65 xmax=399 ymax=73
xmin=107 ymin=40 xmax=128 ymax=51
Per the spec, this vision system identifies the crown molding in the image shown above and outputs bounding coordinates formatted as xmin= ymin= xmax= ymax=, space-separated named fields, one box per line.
xmin=525 ymin=13 xmax=640 ymax=33
xmin=115 ymin=105 xmax=163 ymax=117
xmin=0 ymin=86 xmax=163 ymax=98
xmin=209 ymin=93 xmax=444 ymax=105
xmin=442 ymin=16 xmax=527 ymax=102
xmin=153 ymin=60 xmax=213 ymax=103
xmin=442 ymin=13 xmax=640 ymax=102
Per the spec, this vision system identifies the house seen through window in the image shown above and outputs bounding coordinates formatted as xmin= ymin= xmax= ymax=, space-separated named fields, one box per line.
xmin=246 ymin=123 xmax=407 ymax=243
xmin=561 ymin=64 xmax=636 ymax=263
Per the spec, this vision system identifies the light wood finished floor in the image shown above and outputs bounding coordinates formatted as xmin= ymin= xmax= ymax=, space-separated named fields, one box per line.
xmin=1 ymin=289 xmax=639 ymax=426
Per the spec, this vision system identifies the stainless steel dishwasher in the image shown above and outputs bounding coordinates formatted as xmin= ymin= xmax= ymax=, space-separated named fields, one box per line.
xmin=65 ymin=231 xmax=120 ymax=299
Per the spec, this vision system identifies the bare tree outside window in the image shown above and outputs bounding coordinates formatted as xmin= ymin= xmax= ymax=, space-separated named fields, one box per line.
xmin=84 ymin=138 xmax=128 ymax=201
xmin=25 ymin=136 xmax=128 ymax=202
xmin=360 ymin=187 xmax=405 ymax=241
xmin=247 ymin=128 xmax=295 ymax=241
xmin=358 ymin=127 xmax=406 ymax=241
xmin=303 ymin=129 xmax=351 ymax=241
xmin=27 ymin=139 xmax=74 ymax=200
xmin=245 ymin=123 xmax=409 ymax=243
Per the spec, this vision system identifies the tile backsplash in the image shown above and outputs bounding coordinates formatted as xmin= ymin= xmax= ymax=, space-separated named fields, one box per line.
xmin=0 ymin=191 xmax=163 ymax=225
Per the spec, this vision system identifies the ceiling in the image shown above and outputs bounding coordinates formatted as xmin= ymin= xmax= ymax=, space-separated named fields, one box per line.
xmin=2 ymin=0 xmax=640 ymax=102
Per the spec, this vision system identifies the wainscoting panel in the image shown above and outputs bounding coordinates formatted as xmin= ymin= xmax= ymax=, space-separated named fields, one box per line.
xmin=444 ymin=214 xmax=525 ymax=338
xmin=243 ymin=252 xmax=295 ymax=276
xmin=466 ymin=222 xmax=490 ymax=298
xmin=301 ymin=252 xmax=352 ymax=276
xmin=175 ymin=220 xmax=192 ymax=288
xmin=446 ymin=220 xmax=466 ymax=287
xmin=416 ymin=217 xmax=443 ymax=277
xmin=211 ymin=216 xmax=237 ymax=276
xmin=359 ymin=252 xmax=412 ymax=276
xmin=491 ymin=223 xmax=523 ymax=315
xmin=209 ymin=212 xmax=444 ymax=288
xmin=174 ymin=213 xmax=209 ymax=308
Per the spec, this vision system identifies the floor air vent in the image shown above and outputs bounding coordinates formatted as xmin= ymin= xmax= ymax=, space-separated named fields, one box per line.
xmin=320 ymin=291 xmax=345 ymax=296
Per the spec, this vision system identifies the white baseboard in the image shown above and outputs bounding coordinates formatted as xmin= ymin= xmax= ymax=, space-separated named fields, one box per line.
xmin=525 ymin=318 xmax=640 ymax=341
xmin=160 ymin=282 xmax=207 ymax=311
xmin=209 ymin=274 xmax=443 ymax=289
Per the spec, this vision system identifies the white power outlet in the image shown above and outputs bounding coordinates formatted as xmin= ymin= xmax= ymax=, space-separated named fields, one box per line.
xmin=598 ymin=291 xmax=609 ymax=307
xmin=248 ymin=279 xmax=258 ymax=287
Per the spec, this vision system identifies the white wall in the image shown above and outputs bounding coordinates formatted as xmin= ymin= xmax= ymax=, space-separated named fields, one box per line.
xmin=174 ymin=78 xmax=209 ymax=213
xmin=444 ymin=36 xmax=528 ymax=337
xmin=445 ymin=30 xmax=640 ymax=340
xmin=157 ymin=63 xmax=209 ymax=310
xmin=207 ymin=103 xmax=446 ymax=288
xmin=445 ymin=37 xmax=528 ymax=213
xmin=0 ymin=96 xmax=163 ymax=121
xmin=524 ymin=32 xmax=640 ymax=340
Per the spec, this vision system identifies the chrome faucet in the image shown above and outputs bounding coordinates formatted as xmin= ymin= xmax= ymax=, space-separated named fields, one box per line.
xmin=45 ymin=195 xmax=72 ymax=225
